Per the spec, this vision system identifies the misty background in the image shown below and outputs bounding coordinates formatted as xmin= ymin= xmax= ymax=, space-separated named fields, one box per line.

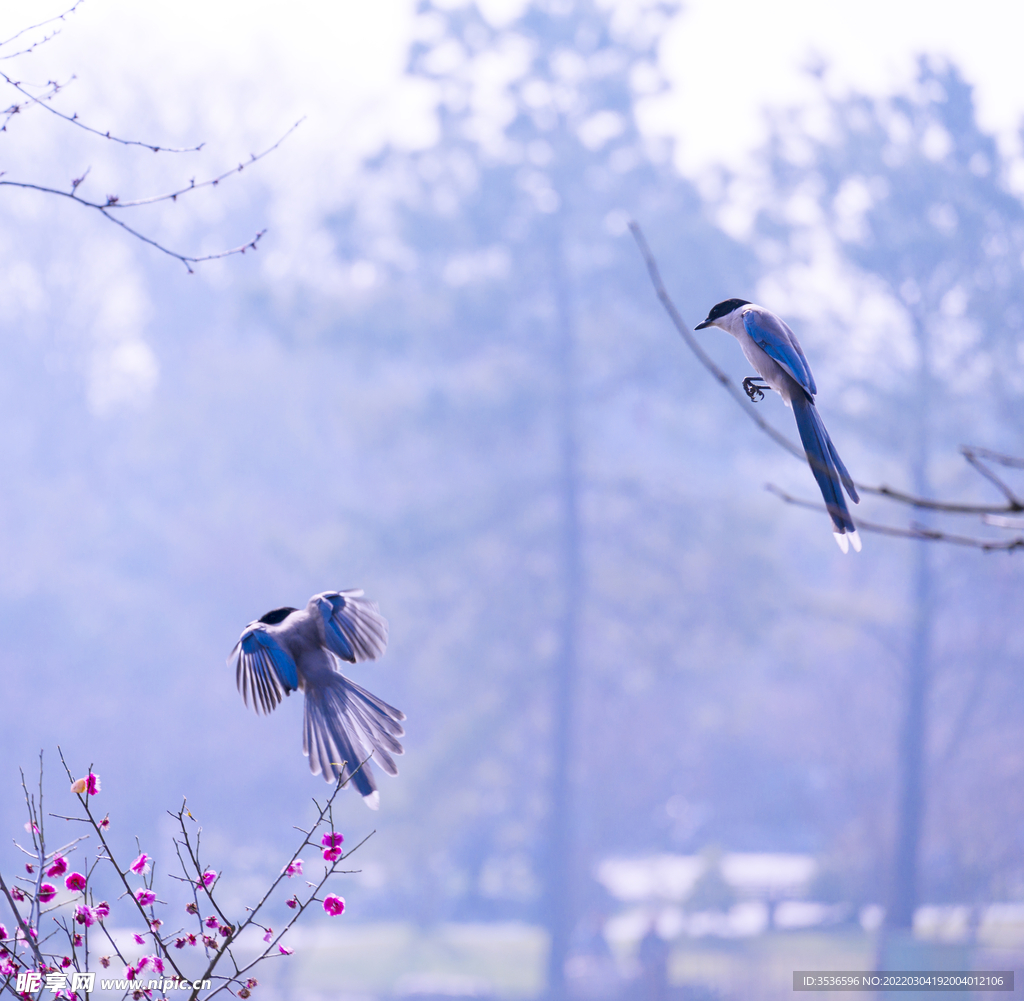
xmin=1 ymin=1 xmax=1023 ymax=998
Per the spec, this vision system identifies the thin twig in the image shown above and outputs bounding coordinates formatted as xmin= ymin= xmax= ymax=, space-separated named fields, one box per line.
xmin=765 ymin=484 xmax=1024 ymax=551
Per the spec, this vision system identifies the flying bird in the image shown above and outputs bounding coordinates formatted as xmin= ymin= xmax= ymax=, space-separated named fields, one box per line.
xmin=229 ymin=590 xmax=405 ymax=808
xmin=695 ymin=298 xmax=861 ymax=553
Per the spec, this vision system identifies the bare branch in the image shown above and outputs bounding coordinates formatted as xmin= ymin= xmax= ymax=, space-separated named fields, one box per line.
xmin=0 ymin=68 xmax=205 ymax=152
xmin=0 ymin=1 xmax=84 ymax=56
xmin=765 ymin=484 xmax=1024 ymax=552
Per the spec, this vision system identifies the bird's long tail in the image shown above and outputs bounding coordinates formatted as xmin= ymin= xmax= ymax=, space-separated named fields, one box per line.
xmin=791 ymin=394 xmax=861 ymax=553
xmin=302 ymin=673 xmax=406 ymax=810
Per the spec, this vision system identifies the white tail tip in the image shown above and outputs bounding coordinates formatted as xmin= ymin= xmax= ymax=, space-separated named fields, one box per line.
xmin=848 ymin=529 xmax=862 ymax=552
xmin=833 ymin=531 xmax=849 ymax=554
xmin=363 ymin=790 xmax=380 ymax=810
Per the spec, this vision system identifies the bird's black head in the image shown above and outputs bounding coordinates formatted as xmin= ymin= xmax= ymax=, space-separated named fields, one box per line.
xmin=259 ymin=606 xmax=297 ymax=625
xmin=695 ymin=298 xmax=750 ymax=329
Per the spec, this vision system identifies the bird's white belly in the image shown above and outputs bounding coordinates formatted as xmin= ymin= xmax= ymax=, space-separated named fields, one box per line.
xmin=736 ymin=332 xmax=796 ymax=405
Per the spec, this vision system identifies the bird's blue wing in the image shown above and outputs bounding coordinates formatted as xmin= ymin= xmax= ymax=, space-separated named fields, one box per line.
xmin=230 ymin=625 xmax=299 ymax=714
xmin=312 ymin=590 xmax=389 ymax=664
xmin=743 ymin=308 xmax=817 ymax=396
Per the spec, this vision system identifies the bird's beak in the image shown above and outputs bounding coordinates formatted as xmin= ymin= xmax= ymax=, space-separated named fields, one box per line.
xmin=694 ymin=319 xmax=712 ymax=330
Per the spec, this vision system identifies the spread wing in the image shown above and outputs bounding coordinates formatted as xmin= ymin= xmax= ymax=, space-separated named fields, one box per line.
xmin=311 ymin=590 xmax=389 ymax=663
xmin=743 ymin=307 xmax=817 ymax=396
xmin=230 ymin=624 xmax=299 ymax=714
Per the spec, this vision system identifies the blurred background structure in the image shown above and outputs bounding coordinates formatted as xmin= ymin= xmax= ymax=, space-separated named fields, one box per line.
xmin=1 ymin=1 xmax=1023 ymax=998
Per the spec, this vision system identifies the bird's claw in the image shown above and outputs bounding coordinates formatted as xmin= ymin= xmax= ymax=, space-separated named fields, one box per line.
xmin=743 ymin=377 xmax=767 ymax=403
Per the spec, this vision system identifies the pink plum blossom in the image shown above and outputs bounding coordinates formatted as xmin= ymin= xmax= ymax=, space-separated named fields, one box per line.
xmin=0 ymin=958 xmax=13 ymax=976
xmin=134 ymin=889 xmax=156 ymax=906
xmin=0 ymin=924 xmax=6 ymax=939
xmin=70 ymin=773 xmax=100 ymax=796
xmin=38 ymin=884 xmax=57 ymax=903
xmin=199 ymin=869 xmax=217 ymax=888
xmin=74 ymin=906 xmax=95 ymax=927
xmin=23 ymin=821 xmax=38 ymax=834
xmin=47 ymin=856 xmax=68 ymax=878
xmin=202 ymin=935 xmax=217 ymax=948
xmin=321 ymin=832 xmax=344 ymax=862
xmin=10 ymin=886 xmax=24 ymax=901
xmin=150 ymin=918 xmax=162 ymax=931
xmin=94 ymin=901 xmax=110 ymax=919
xmin=323 ymin=895 xmax=345 ymax=917
xmin=61 ymin=956 xmax=72 ymax=969
xmin=130 ymin=853 xmax=151 ymax=875
xmin=282 ymin=859 xmax=303 ymax=878
xmin=286 ymin=896 xmax=298 ymax=909
xmin=133 ymin=934 xmax=145 ymax=945
xmin=25 ymin=864 xmax=34 ymax=874
xmin=278 ymin=944 xmax=293 ymax=955
xmin=65 ymin=873 xmax=87 ymax=892
xmin=98 ymin=814 xmax=110 ymax=831
xmin=263 ymin=928 xmax=273 ymax=943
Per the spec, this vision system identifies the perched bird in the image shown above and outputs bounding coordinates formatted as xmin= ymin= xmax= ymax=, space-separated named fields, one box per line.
xmin=695 ymin=298 xmax=861 ymax=553
xmin=229 ymin=590 xmax=405 ymax=808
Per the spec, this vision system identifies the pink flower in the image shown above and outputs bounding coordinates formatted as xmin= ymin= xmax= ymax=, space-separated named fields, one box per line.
xmin=150 ymin=918 xmax=162 ymax=931
xmin=94 ymin=901 xmax=110 ymax=919
xmin=187 ymin=933 xmax=197 ymax=946
xmin=321 ymin=832 xmax=344 ymax=861
xmin=74 ymin=906 xmax=95 ymax=927
xmin=134 ymin=889 xmax=156 ymax=906
xmin=61 ymin=956 xmax=72 ymax=969
xmin=199 ymin=869 xmax=217 ymax=888
xmin=278 ymin=944 xmax=293 ymax=956
xmin=47 ymin=856 xmax=68 ymax=878
xmin=0 ymin=923 xmax=7 ymax=939
xmin=202 ymin=935 xmax=217 ymax=948
xmin=130 ymin=853 xmax=151 ymax=875
xmin=263 ymin=928 xmax=273 ymax=943
xmin=136 ymin=956 xmax=150 ymax=976
xmin=10 ymin=886 xmax=24 ymax=902
xmin=323 ymin=894 xmax=345 ymax=917
xmin=205 ymin=916 xmax=218 ymax=929
xmin=125 ymin=965 xmax=137 ymax=980
xmin=65 ymin=873 xmax=87 ymax=892
xmin=133 ymin=934 xmax=145 ymax=945
xmin=73 ymin=934 xmax=83 ymax=946
xmin=150 ymin=956 xmax=164 ymax=975
xmin=0 ymin=958 xmax=14 ymax=976
xmin=219 ymin=925 xmax=232 ymax=938
xmin=98 ymin=814 xmax=110 ymax=831
xmin=25 ymin=864 xmax=34 ymax=874
xmin=23 ymin=821 xmax=39 ymax=834
xmin=175 ymin=938 xmax=186 ymax=949
xmin=282 ymin=859 xmax=303 ymax=878
xmin=286 ymin=896 xmax=298 ymax=909
xmin=38 ymin=884 xmax=57 ymax=903
xmin=69 ymin=773 xmax=100 ymax=796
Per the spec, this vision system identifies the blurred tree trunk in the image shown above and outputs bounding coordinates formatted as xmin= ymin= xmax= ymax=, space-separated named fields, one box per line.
xmin=888 ymin=310 xmax=933 ymax=929
xmin=544 ymin=220 xmax=582 ymax=1000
